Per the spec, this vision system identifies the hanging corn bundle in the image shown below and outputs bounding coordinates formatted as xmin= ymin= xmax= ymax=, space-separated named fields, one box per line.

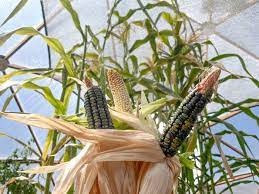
xmin=0 ymin=67 xmax=221 ymax=194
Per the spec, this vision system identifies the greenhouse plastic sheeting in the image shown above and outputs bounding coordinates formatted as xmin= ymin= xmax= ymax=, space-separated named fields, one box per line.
xmin=0 ymin=1 xmax=258 ymax=193
xmin=1 ymin=0 xmax=258 ymax=107
xmin=0 ymin=1 xmax=257 ymax=139
xmin=0 ymin=0 xmax=258 ymax=140
xmin=42 ymin=0 xmax=259 ymax=112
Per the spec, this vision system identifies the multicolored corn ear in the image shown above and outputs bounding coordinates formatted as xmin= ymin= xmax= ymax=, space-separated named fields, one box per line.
xmin=107 ymin=69 xmax=133 ymax=113
xmin=159 ymin=67 xmax=221 ymax=157
xmin=84 ymin=78 xmax=114 ymax=129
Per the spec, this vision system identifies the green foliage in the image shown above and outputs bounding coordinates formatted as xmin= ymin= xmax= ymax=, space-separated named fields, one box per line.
xmin=0 ymin=148 xmax=37 ymax=194
xmin=0 ymin=0 xmax=28 ymax=27
xmin=0 ymin=0 xmax=258 ymax=193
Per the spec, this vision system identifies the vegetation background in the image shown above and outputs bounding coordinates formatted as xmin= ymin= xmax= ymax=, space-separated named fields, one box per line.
xmin=0 ymin=0 xmax=258 ymax=193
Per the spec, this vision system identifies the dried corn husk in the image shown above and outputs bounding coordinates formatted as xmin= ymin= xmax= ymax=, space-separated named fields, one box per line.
xmin=0 ymin=110 xmax=181 ymax=194
xmin=0 ymin=67 xmax=222 ymax=193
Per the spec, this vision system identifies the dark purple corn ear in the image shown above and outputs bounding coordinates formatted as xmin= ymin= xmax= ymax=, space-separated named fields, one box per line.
xmin=84 ymin=80 xmax=114 ymax=129
xmin=159 ymin=67 xmax=221 ymax=157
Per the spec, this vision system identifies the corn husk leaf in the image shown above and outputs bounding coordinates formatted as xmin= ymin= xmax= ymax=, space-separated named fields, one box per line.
xmin=137 ymin=158 xmax=180 ymax=194
xmin=110 ymin=109 xmax=159 ymax=137
xmin=137 ymin=97 xmax=167 ymax=118
xmin=0 ymin=111 xmax=181 ymax=194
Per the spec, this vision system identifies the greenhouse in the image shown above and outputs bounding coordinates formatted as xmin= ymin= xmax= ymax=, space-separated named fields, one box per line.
xmin=0 ymin=0 xmax=258 ymax=193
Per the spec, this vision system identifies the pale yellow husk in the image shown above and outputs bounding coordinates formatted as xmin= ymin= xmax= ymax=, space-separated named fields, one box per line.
xmin=0 ymin=111 xmax=181 ymax=194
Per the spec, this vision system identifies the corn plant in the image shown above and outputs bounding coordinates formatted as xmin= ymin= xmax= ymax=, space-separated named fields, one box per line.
xmin=0 ymin=0 xmax=258 ymax=193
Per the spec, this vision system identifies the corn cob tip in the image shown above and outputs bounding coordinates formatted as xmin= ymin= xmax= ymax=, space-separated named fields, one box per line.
xmin=196 ymin=67 xmax=221 ymax=95
xmin=84 ymin=77 xmax=94 ymax=89
xmin=107 ymin=69 xmax=120 ymax=80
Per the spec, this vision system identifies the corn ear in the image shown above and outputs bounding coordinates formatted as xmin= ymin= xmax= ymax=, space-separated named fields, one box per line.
xmin=160 ymin=90 xmax=209 ymax=156
xmin=160 ymin=67 xmax=221 ymax=157
xmin=107 ymin=69 xmax=133 ymax=113
xmin=84 ymin=84 xmax=114 ymax=129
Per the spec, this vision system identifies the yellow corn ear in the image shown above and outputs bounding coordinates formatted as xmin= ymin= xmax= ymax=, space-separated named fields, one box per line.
xmin=107 ymin=69 xmax=133 ymax=113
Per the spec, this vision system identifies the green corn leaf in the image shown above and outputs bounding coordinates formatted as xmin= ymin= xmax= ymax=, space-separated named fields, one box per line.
xmin=210 ymin=53 xmax=259 ymax=87
xmin=0 ymin=71 xmax=27 ymax=84
xmin=61 ymin=114 xmax=87 ymax=126
xmin=213 ymin=118 xmax=255 ymax=158
xmin=181 ymin=68 xmax=201 ymax=97
xmin=59 ymin=0 xmax=84 ymax=39
xmin=219 ymin=74 xmax=248 ymax=84
xmin=114 ymin=1 xmax=171 ymax=26
xmin=209 ymin=98 xmax=259 ymax=119
xmin=139 ymin=98 xmax=167 ymax=117
xmin=238 ymin=106 xmax=259 ymax=125
xmin=159 ymin=32 xmax=171 ymax=47
xmin=0 ymin=80 xmax=26 ymax=92
xmin=131 ymin=20 xmax=144 ymax=27
xmin=51 ymin=135 xmax=70 ymax=155
xmin=128 ymin=55 xmax=138 ymax=75
xmin=129 ymin=35 xmax=151 ymax=53
xmin=161 ymin=12 xmax=175 ymax=26
xmin=202 ymin=40 xmax=219 ymax=55
xmin=138 ymin=77 xmax=173 ymax=95
xmin=214 ymin=135 xmax=234 ymax=178
xmin=0 ymin=78 xmax=65 ymax=115
xmin=140 ymin=90 xmax=148 ymax=106
xmin=86 ymin=25 xmax=101 ymax=51
xmin=186 ymin=129 xmax=197 ymax=153
xmin=144 ymin=19 xmax=158 ymax=60
xmin=63 ymin=83 xmax=75 ymax=112
xmin=1 ymin=0 xmax=28 ymax=26
xmin=0 ymin=27 xmax=75 ymax=76
xmin=0 ymin=131 xmax=40 ymax=157
xmin=0 ymin=68 xmax=59 ymax=84
xmin=179 ymin=152 xmax=195 ymax=169
xmin=1 ymin=88 xmax=21 ymax=112
xmin=219 ymin=180 xmax=256 ymax=194
xmin=22 ymin=82 xmax=65 ymax=115
xmin=42 ymin=130 xmax=54 ymax=162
